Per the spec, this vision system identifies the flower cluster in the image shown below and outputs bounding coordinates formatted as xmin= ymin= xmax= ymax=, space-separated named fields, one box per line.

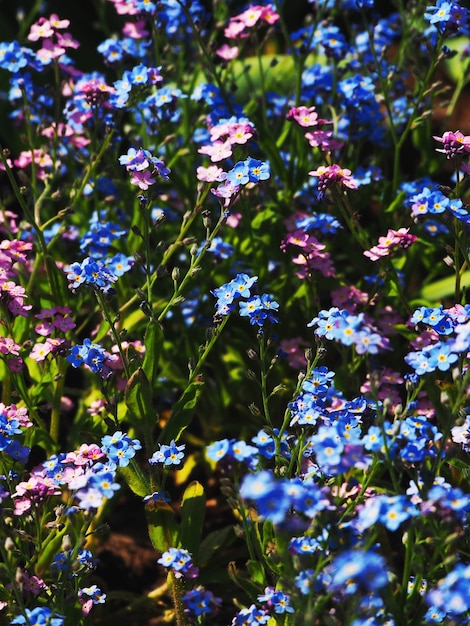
xmin=66 ymin=338 xmax=117 ymax=378
xmin=157 ymin=547 xmax=199 ymax=579
xmin=212 ymin=274 xmax=279 ymax=327
xmin=3 ymin=1 xmax=470 ymax=624
xmin=308 ymin=164 xmax=358 ymax=198
xmin=405 ymin=304 xmax=470 ymax=375
xmin=308 ymin=308 xmax=390 ymax=354
xmin=364 ymin=227 xmax=417 ymax=261
xmin=65 ymin=257 xmax=117 ymax=292
xmin=149 ymin=440 xmax=185 ymax=467
xmin=224 ymin=4 xmax=279 ymax=39
xmin=119 ymin=146 xmax=170 ymax=190
xmin=287 ymin=105 xmax=340 ymax=151
xmin=101 ymin=431 xmax=142 ymax=468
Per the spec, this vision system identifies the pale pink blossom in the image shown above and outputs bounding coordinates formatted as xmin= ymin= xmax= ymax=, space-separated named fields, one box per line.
xmin=196 ymin=165 xmax=226 ymax=182
xmin=29 ymin=342 xmax=53 ymax=362
xmin=216 ymin=44 xmax=239 ymax=60
xmin=224 ymin=20 xmax=248 ymax=38
xmin=198 ymin=140 xmax=233 ymax=162
xmin=49 ymin=14 xmax=70 ymax=29
xmin=28 ymin=18 xmax=54 ymax=41
xmin=305 ymin=130 xmax=343 ymax=151
xmin=286 ymin=105 xmax=322 ymax=128
xmin=37 ymin=39 xmax=66 ymax=62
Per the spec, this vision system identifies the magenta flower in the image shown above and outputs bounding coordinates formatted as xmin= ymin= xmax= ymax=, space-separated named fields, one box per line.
xmin=309 ymin=164 xmax=358 ymax=196
xmin=433 ymin=130 xmax=470 ymax=159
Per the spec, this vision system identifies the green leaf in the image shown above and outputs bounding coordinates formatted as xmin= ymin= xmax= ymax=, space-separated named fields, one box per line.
xmin=420 ymin=271 xmax=470 ymax=301
xmin=142 ymin=321 xmax=164 ymax=382
xmin=251 ymin=207 xmax=277 ymax=231
xmin=35 ymin=525 xmax=69 ymax=577
xmin=118 ymin=460 xmax=151 ymax=497
xmin=125 ymin=367 xmax=155 ymax=424
xmin=199 ymin=526 xmax=235 ymax=567
xmin=384 ymin=190 xmax=406 ymax=213
xmin=228 ymin=561 xmax=263 ymax=601
xmin=158 ymin=380 xmax=204 ymax=443
xmin=27 ymin=425 xmax=57 ymax=454
xmin=444 ymin=38 xmax=470 ymax=83
xmin=247 ymin=559 xmax=267 ymax=585
xmin=146 ymin=500 xmax=179 ymax=553
xmin=179 ymin=481 xmax=206 ymax=561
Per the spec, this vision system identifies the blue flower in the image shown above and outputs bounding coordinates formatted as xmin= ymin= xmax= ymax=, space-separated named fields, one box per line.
xmin=149 ymin=439 xmax=185 ymax=466
xmin=245 ymin=157 xmax=270 ymax=182
xmin=231 ymin=604 xmax=270 ymax=625
xmin=257 ymin=587 xmax=294 ymax=614
xmin=101 ymin=431 xmax=142 ymax=467
xmin=11 ymin=607 xmax=64 ymax=626
xmin=226 ymin=161 xmax=250 ymax=186
xmin=329 ymin=549 xmax=389 ymax=594
xmin=65 ymin=257 xmax=117 ymax=292
xmin=426 ymin=563 xmax=470 ymax=616
xmin=158 ymin=547 xmax=198 ymax=578
xmin=182 ymin=587 xmax=221 ymax=616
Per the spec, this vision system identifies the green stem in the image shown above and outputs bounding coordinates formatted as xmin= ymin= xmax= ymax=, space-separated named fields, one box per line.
xmin=94 ymin=289 xmax=131 ymax=381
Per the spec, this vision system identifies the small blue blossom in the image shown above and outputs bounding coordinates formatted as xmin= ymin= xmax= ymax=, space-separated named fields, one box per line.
xmin=157 ymin=547 xmax=198 ymax=578
xmin=101 ymin=431 xmax=142 ymax=467
xmin=329 ymin=549 xmax=389 ymax=594
xmin=11 ymin=607 xmax=64 ymax=626
xmin=65 ymin=257 xmax=117 ymax=292
xmin=149 ymin=440 xmax=186 ymax=467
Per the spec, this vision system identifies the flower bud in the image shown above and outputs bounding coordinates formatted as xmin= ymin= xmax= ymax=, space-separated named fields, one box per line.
xmin=61 ymin=534 xmax=72 ymax=552
xmin=4 ymin=537 xmax=15 ymax=551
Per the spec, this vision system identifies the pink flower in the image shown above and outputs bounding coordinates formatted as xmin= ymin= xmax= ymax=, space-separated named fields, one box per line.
xmin=331 ymin=285 xmax=369 ymax=312
xmin=238 ymin=6 xmax=264 ymax=26
xmin=228 ymin=123 xmax=253 ymax=145
xmin=56 ymin=31 xmax=80 ymax=49
xmin=224 ymin=20 xmax=248 ymax=38
xmin=14 ymin=149 xmax=53 ymax=170
xmin=130 ymin=169 xmax=156 ymax=190
xmin=364 ymin=228 xmax=417 ymax=261
xmin=216 ymin=44 xmax=239 ymax=60
xmin=260 ymin=4 xmax=280 ymax=24
xmin=0 ymin=336 xmax=21 ymax=356
xmin=226 ymin=212 xmax=242 ymax=228
xmin=198 ymin=140 xmax=233 ymax=162
xmin=122 ymin=20 xmax=150 ymax=39
xmin=305 ymin=130 xmax=343 ymax=151
xmin=28 ymin=18 xmax=54 ymax=42
xmin=109 ymin=0 xmax=139 ymax=15
xmin=280 ymin=337 xmax=308 ymax=369
xmin=211 ymin=180 xmax=240 ymax=206
xmin=49 ymin=14 xmax=70 ymax=29
xmin=196 ymin=165 xmax=226 ymax=182
xmin=30 ymin=342 xmax=53 ymax=362
xmin=286 ymin=105 xmax=322 ymax=128
xmin=37 ymin=39 xmax=66 ymax=63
